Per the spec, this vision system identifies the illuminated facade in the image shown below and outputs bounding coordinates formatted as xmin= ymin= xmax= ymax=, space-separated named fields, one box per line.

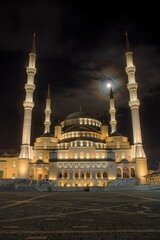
xmin=0 ymin=35 xmax=148 ymax=185
xmin=144 ymin=168 xmax=160 ymax=185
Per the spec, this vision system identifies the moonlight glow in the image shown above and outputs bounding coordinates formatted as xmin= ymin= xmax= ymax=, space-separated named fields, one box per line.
xmin=107 ymin=83 xmax=111 ymax=88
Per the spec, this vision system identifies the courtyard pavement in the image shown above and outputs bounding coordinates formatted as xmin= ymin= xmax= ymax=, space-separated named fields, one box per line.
xmin=0 ymin=190 xmax=160 ymax=239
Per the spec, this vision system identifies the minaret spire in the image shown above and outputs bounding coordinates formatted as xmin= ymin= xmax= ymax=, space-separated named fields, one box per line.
xmin=47 ymin=84 xmax=50 ymax=99
xmin=125 ymin=32 xmax=131 ymax=52
xmin=125 ymin=34 xmax=148 ymax=184
xmin=19 ymin=35 xmax=37 ymax=159
xmin=110 ymin=87 xmax=113 ymax=99
xmin=31 ymin=33 xmax=36 ymax=54
xmin=125 ymin=33 xmax=145 ymax=158
xmin=19 ymin=34 xmax=37 ymax=166
xmin=44 ymin=84 xmax=51 ymax=133
xmin=109 ymin=87 xmax=117 ymax=133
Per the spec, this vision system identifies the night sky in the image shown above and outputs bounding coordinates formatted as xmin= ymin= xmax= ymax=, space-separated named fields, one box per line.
xmin=0 ymin=1 xmax=160 ymax=169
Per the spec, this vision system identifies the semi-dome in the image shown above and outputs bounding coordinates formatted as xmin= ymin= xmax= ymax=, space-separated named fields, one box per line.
xmin=65 ymin=111 xmax=96 ymax=120
xmin=60 ymin=136 xmax=104 ymax=143
xmin=120 ymin=159 xmax=129 ymax=164
xmin=35 ymin=159 xmax=45 ymax=164
xmin=110 ymin=131 xmax=123 ymax=137
xmin=41 ymin=132 xmax=54 ymax=138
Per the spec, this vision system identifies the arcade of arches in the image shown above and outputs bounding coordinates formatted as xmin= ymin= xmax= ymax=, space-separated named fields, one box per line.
xmin=117 ymin=167 xmax=135 ymax=178
xmin=29 ymin=166 xmax=135 ymax=181
xmin=30 ymin=167 xmax=49 ymax=180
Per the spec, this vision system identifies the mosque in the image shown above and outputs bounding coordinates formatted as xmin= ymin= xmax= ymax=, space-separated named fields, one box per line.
xmin=0 ymin=34 xmax=148 ymax=186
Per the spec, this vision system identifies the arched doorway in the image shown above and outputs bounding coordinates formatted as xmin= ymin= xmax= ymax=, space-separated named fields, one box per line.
xmin=130 ymin=168 xmax=135 ymax=177
xmin=30 ymin=168 xmax=34 ymax=179
xmin=38 ymin=173 xmax=42 ymax=180
xmin=123 ymin=166 xmax=129 ymax=178
xmin=36 ymin=167 xmax=43 ymax=180
xmin=44 ymin=168 xmax=49 ymax=179
xmin=117 ymin=168 xmax=122 ymax=178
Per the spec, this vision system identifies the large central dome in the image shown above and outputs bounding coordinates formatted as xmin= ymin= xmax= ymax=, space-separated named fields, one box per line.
xmin=59 ymin=111 xmax=104 ymax=145
xmin=65 ymin=111 xmax=96 ymax=120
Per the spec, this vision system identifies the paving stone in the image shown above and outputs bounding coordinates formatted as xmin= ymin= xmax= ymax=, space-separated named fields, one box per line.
xmin=0 ymin=191 xmax=160 ymax=239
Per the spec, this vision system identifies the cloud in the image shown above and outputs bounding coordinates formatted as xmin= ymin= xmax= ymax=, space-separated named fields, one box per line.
xmin=133 ymin=45 xmax=160 ymax=99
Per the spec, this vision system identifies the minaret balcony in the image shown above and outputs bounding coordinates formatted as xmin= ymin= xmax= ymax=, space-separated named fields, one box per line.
xmin=109 ymin=109 xmax=116 ymax=114
xmin=45 ymin=109 xmax=51 ymax=114
xmin=26 ymin=67 xmax=37 ymax=74
xmin=127 ymin=82 xmax=138 ymax=91
xmin=23 ymin=101 xmax=34 ymax=109
xmin=110 ymin=120 xmax=117 ymax=125
xmin=128 ymin=100 xmax=140 ymax=108
xmin=25 ymin=84 xmax=35 ymax=91
xmin=125 ymin=66 xmax=136 ymax=74
xmin=44 ymin=120 xmax=51 ymax=125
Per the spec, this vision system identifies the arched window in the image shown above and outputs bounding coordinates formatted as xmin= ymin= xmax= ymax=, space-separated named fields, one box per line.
xmin=86 ymin=172 xmax=90 ymax=179
xmin=97 ymin=172 xmax=101 ymax=179
xmin=75 ymin=172 xmax=79 ymax=179
xmin=69 ymin=163 xmax=73 ymax=168
xmin=96 ymin=153 xmax=99 ymax=159
xmin=101 ymin=153 xmax=105 ymax=159
xmin=39 ymin=153 xmax=43 ymax=159
xmin=80 ymin=172 xmax=84 ymax=179
xmin=58 ymin=172 xmax=62 ymax=179
xmin=80 ymin=163 xmax=84 ymax=168
xmin=80 ymin=152 xmax=84 ymax=159
xmin=58 ymin=162 xmax=62 ymax=168
xmin=63 ymin=172 xmax=68 ymax=179
xmin=86 ymin=153 xmax=90 ymax=159
xmin=103 ymin=172 xmax=108 ymax=178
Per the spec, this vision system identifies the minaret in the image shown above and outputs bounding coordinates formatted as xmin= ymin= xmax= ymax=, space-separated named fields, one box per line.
xmin=18 ymin=34 xmax=37 ymax=178
xmin=125 ymin=33 xmax=147 ymax=183
xmin=44 ymin=84 xmax=51 ymax=133
xmin=125 ymin=32 xmax=145 ymax=157
xmin=109 ymin=87 xmax=117 ymax=133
